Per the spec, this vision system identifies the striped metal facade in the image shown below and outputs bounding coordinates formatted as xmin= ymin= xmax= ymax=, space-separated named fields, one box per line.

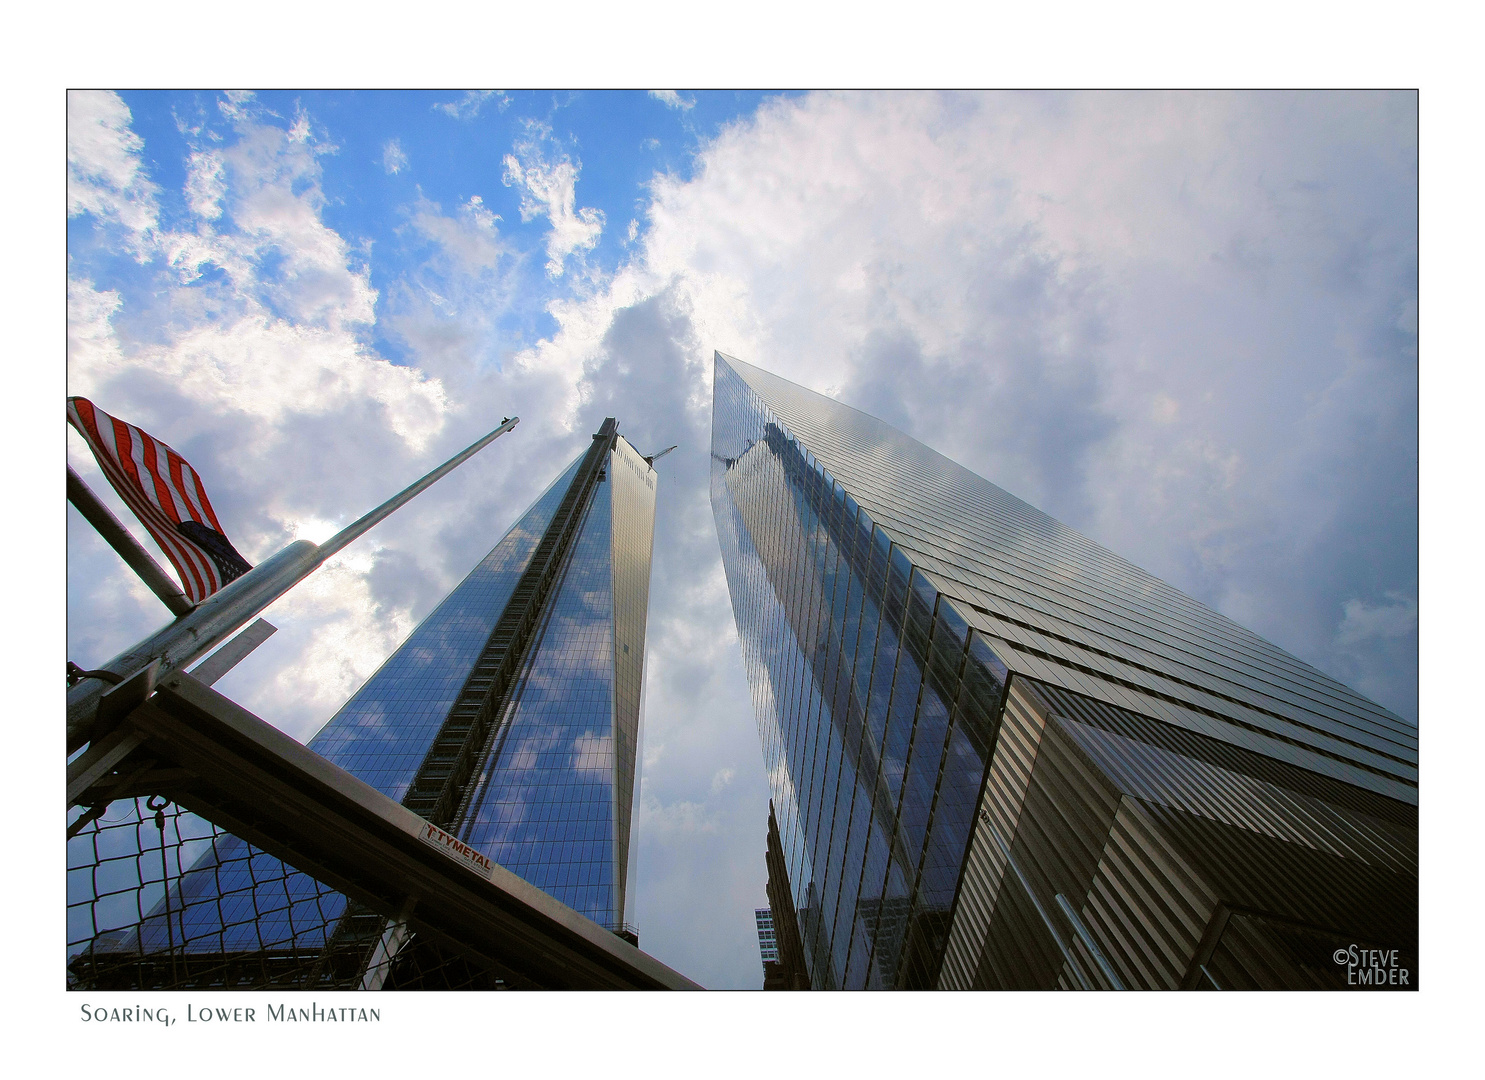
xmin=940 ymin=678 xmax=1416 ymax=989
xmin=711 ymin=351 xmax=1416 ymax=990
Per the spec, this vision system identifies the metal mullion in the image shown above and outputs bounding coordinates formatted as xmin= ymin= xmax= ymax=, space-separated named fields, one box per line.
xmin=852 ymin=538 xmax=921 ymax=986
xmin=810 ymin=488 xmax=888 ymax=981
xmin=771 ymin=469 xmax=820 ymax=892
xmin=762 ymin=462 xmax=819 ymax=910
xmin=887 ymin=593 xmax=980 ymax=985
xmin=785 ymin=481 xmax=836 ymax=893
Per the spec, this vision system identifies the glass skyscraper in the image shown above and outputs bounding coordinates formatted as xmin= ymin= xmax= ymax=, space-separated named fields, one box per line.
xmin=710 ymin=352 xmax=1417 ymax=990
xmin=88 ymin=418 xmax=657 ymax=984
xmin=755 ymin=908 xmax=779 ymax=966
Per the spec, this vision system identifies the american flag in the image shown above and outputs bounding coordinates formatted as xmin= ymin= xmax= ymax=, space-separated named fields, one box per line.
xmin=67 ymin=397 xmax=252 ymax=605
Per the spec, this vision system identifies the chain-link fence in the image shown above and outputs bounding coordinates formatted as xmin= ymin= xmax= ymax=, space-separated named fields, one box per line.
xmin=66 ymin=796 xmax=517 ymax=990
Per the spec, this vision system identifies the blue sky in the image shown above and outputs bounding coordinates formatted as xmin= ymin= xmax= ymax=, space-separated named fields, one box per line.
xmin=65 ymin=90 xmax=1419 ymax=999
xmin=86 ymin=90 xmax=796 ymax=365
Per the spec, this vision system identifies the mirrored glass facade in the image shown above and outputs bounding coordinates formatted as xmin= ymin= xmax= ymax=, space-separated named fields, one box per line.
xmin=127 ymin=425 xmax=657 ymax=960
xmin=710 ymin=351 xmax=1417 ymax=990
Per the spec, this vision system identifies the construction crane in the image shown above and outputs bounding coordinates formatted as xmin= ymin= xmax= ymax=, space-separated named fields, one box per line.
xmin=644 ymin=445 xmax=678 ymax=466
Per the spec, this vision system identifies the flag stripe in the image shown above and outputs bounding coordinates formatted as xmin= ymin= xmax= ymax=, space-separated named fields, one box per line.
xmin=166 ymin=448 xmax=210 ymax=529
xmin=81 ymin=398 xmax=232 ymax=597
xmin=132 ymin=428 xmax=173 ymax=518
xmin=67 ymin=397 xmax=245 ymax=604
xmin=94 ymin=435 xmax=215 ymax=599
xmin=141 ymin=431 xmax=190 ymax=524
xmin=93 ymin=421 xmax=217 ymax=600
xmin=91 ymin=441 xmax=214 ymax=600
xmin=166 ymin=443 xmax=226 ymax=534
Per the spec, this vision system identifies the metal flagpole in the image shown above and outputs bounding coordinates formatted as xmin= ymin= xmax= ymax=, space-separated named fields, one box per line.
xmin=68 ymin=466 xmax=195 ymax=618
xmin=67 ymin=416 xmax=520 ymax=753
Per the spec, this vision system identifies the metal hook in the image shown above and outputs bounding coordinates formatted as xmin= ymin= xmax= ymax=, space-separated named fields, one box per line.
xmin=146 ymin=794 xmax=170 ymax=830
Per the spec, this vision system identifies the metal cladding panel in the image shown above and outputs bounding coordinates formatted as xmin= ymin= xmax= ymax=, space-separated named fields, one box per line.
xmin=967 ymin=680 xmax=1127 ymax=990
xmin=950 ymin=677 xmax=1416 ymax=989
xmin=1199 ymin=909 xmax=1407 ymax=990
xmin=716 ymin=352 xmax=1416 ymax=805
xmin=608 ymin=435 xmax=658 ymax=920
xmin=1057 ymin=718 xmax=1418 ymax=877
xmin=1076 ymin=798 xmax=1219 ymax=990
xmin=938 ymin=680 xmax=1049 ymax=988
xmin=1033 ymin=680 xmax=1416 ymax=833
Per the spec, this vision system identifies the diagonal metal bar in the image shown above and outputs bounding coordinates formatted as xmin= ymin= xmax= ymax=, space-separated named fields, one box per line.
xmin=100 ymin=669 xmax=698 ymax=989
xmin=67 ymin=417 xmax=519 ymax=753
xmin=69 ymin=466 xmax=195 ymax=617
xmin=66 ymin=726 xmax=145 ymax=806
xmin=1055 ymin=892 xmax=1126 ymax=990
xmin=187 ymin=618 xmax=277 ymax=687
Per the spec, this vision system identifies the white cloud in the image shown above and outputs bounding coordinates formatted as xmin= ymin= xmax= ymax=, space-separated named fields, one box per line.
xmin=501 ymin=124 xmax=605 ymax=278
xmin=649 ymin=90 xmax=694 ymax=111
xmin=1336 ymin=592 xmax=1418 ymax=649
xmin=67 ymin=90 xmax=160 ymax=251
xmin=65 ymin=91 xmax=1418 ymax=990
xmin=184 ymin=149 xmax=226 ymax=220
xmin=636 ymin=792 xmax=719 ymax=837
xmin=189 ymin=106 xmax=376 ymax=328
xmin=137 ymin=314 xmax=449 ymax=447
xmin=252 ymin=549 xmax=418 ymax=740
xmin=66 ymin=277 xmax=126 ymax=386
xmin=217 ymin=89 xmax=257 ymax=124
xmin=505 ymin=90 xmax=1418 ymax=719
xmin=1151 ymin=392 xmax=1180 ymax=424
xmin=69 ymin=96 xmax=447 ymax=457
xmin=381 ymin=138 xmax=408 ymax=175
xmin=409 ymin=194 xmax=503 ymax=273
xmin=433 ymin=90 xmax=510 ymax=120
xmin=287 ymin=108 xmax=312 ymax=144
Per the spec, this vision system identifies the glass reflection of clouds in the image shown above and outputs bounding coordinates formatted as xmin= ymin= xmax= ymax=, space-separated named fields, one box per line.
xmin=128 ymin=428 xmax=657 ymax=954
xmin=709 ymin=350 xmax=1413 ymax=990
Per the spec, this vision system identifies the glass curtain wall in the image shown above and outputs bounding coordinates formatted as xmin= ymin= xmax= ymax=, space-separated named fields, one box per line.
xmin=711 ymin=357 xmax=1006 ymax=989
xmin=710 ymin=348 xmax=1416 ymax=991
xmin=114 ymin=430 xmax=657 ymax=962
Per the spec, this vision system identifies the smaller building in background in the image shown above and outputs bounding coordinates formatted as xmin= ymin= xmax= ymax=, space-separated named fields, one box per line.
xmin=755 ymin=908 xmax=778 ymax=966
xmin=760 ymin=801 xmax=811 ymax=989
xmin=757 ymin=909 xmax=791 ymax=990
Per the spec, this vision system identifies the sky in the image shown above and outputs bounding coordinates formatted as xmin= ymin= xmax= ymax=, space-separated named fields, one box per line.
xmin=65 ymin=89 xmax=1418 ymax=992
